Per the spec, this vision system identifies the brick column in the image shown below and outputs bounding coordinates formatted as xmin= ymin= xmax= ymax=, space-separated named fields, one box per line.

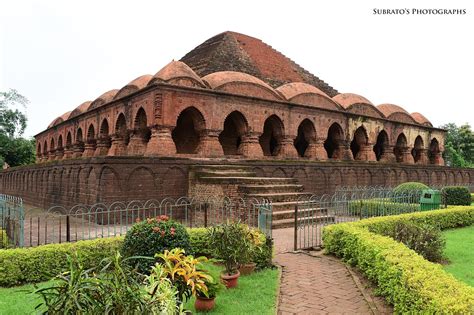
xmin=305 ymin=138 xmax=327 ymax=160
xmin=127 ymin=130 xmax=148 ymax=156
xmin=72 ymin=142 xmax=84 ymax=158
xmin=401 ymin=147 xmax=415 ymax=164
xmin=63 ymin=146 xmax=73 ymax=159
xmin=432 ymin=152 xmax=444 ymax=166
xmin=333 ymin=141 xmax=353 ymax=161
xmin=197 ymin=129 xmax=224 ymax=157
xmin=379 ymin=145 xmax=396 ymax=163
xmin=278 ymin=135 xmax=298 ymax=158
xmin=36 ymin=154 xmax=43 ymax=163
xmin=94 ymin=138 xmax=110 ymax=157
xmin=240 ymin=132 xmax=263 ymax=158
xmin=108 ymin=134 xmax=128 ymax=156
xmin=145 ymin=126 xmax=176 ymax=156
xmin=48 ymin=150 xmax=56 ymax=161
xmin=416 ymin=148 xmax=429 ymax=165
xmin=356 ymin=143 xmax=377 ymax=162
xmin=55 ymin=148 xmax=64 ymax=160
xmin=82 ymin=141 xmax=96 ymax=158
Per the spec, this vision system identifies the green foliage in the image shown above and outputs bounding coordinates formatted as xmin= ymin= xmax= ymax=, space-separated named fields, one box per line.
xmin=348 ymin=199 xmax=420 ymax=217
xmin=393 ymin=182 xmax=429 ymax=200
xmin=207 ymin=221 xmax=250 ymax=275
xmin=0 ymin=237 xmax=123 ymax=287
xmin=440 ymin=123 xmax=474 ymax=168
xmin=471 ymin=193 xmax=474 ymax=204
xmin=188 ymin=227 xmax=212 ymax=257
xmin=369 ymin=220 xmax=445 ymax=262
xmin=0 ymin=229 xmax=9 ymax=249
xmin=155 ymin=248 xmax=210 ymax=305
xmin=122 ymin=216 xmax=191 ymax=273
xmin=252 ymin=234 xmax=274 ymax=270
xmin=441 ymin=186 xmax=471 ymax=206
xmin=323 ymin=206 xmax=474 ymax=313
xmin=35 ymin=251 xmax=180 ymax=314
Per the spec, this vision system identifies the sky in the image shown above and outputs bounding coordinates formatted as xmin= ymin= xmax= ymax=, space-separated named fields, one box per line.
xmin=1 ymin=0 xmax=473 ymax=138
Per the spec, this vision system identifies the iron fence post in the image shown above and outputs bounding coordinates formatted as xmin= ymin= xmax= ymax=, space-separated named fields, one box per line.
xmin=66 ymin=215 xmax=71 ymax=242
xmin=293 ymin=204 xmax=298 ymax=251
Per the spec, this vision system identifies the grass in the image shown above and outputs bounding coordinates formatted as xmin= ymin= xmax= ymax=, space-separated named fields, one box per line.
xmin=442 ymin=225 xmax=474 ymax=287
xmin=0 ymin=264 xmax=280 ymax=314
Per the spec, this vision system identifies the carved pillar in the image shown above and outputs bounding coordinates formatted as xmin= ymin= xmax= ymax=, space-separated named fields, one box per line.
xmin=356 ymin=143 xmax=377 ymax=162
xmin=333 ymin=140 xmax=353 ymax=161
xmin=401 ymin=147 xmax=415 ymax=164
xmin=55 ymin=148 xmax=64 ymax=160
xmin=36 ymin=154 xmax=42 ymax=163
xmin=144 ymin=126 xmax=176 ymax=156
xmin=48 ymin=150 xmax=56 ymax=161
xmin=432 ymin=152 xmax=445 ymax=166
xmin=127 ymin=130 xmax=147 ymax=156
xmin=197 ymin=129 xmax=224 ymax=157
xmin=278 ymin=135 xmax=298 ymax=158
xmin=82 ymin=141 xmax=96 ymax=158
xmin=63 ymin=146 xmax=73 ymax=159
xmin=108 ymin=134 xmax=128 ymax=156
xmin=416 ymin=148 xmax=429 ymax=165
xmin=305 ymin=138 xmax=327 ymax=160
xmin=72 ymin=142 xmax=84 ymax=158
xmin=240 ymin=132 xmax=263 ymax=158
xmin=379 ymin=145 xmax=396 ymax=163
xmin=94 ymin=138 xmax=111 ymax=157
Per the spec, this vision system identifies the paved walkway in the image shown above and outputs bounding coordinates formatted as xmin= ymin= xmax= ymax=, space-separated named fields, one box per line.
xmin=273 ymin=230 xmax=391 ymax=314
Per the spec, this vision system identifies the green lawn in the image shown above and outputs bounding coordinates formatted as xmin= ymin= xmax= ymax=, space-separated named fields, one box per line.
xmin=0 ymin=264 xmax=279 ymax=315
xmin=443 ymin=225 xmax=474 ymax=287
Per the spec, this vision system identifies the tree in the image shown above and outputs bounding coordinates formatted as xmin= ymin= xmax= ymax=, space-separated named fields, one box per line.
xmin=440 ymin=122 xmax=474 ymax=168
xmin=0 ymin=89 xmax=36 ymax=167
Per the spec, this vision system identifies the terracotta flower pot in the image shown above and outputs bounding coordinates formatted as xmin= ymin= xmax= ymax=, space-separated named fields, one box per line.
xmin=238 ymin=262 xmax=257 ymax=275
xmin=220 ymin=270 xmax=240 ymax=288
xmin=195 ymin=296 xmax=216 ymax=312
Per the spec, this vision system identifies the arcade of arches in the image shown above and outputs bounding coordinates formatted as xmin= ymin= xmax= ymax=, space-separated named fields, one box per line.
xmin=36 ymin=106 xmax=444 ymax=166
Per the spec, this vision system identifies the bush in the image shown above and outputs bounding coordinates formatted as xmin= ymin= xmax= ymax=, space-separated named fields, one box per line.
xmin=348 ymin=199 xmax=420 ymax=217
xmin=0 ymin=237 xmax=123 ymax=287
xmin=393 ymin=182 xmax=429 ymax=200
xmin=323 ymin=206 xmax=474 ymax=313
xmin=369 ymin=220 xmax=445 ymax=262
xmin=441 ymin=186 xmax=471 ymax=206
xmin=253 ymin=234 xmax=274 ymax=269
xmin=471 ymin=193 xmax=474 ymax=203
xmin=0 ymin=229 xmax=8 ymax=249
xmin=122 ymin=216 xmax=191 ymax=273
xmin=187 ymin=228 xmax=212 ymax=257
xmin=35 ymin=252 xmax=180 ymax=314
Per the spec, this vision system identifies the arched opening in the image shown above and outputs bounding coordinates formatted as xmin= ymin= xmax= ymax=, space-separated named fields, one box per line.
xmin=428 ymin=138 xmax=440 ymax=164
xmin=219 ymin=111 xmax=248 ymax=155
xmin=87 ymin=124 xmax=95 ymax=143
xmin=394 ymin=133 xmax=407 ymax=162
xmin=350 ymin=126 xmax=368 ymax=160
xmin=172 ymin=107 xmax=205 ymax=154
xmin=43 ymin=140 xmax=48 ymax=155
xmin=373 ymin=130 xmax=389 ymax=161
xmin=324 ymin=123 xmax=344 ymax=159
xmin=115 ymin=114 xmax=127 ymax=139
xmin=259 ymin=115 xmax=284 ymax=156
xmin=76 ymin=128 xmax=83 ymax=144
xmin=99 ymin=119 xmax=110 ymax=139
xmin=66 ymin=132 xmax=72 ymax=148
xmin=57 ymin=135 xmax=63 ymax=149
xmin=50 ymin=138 xmax=55 ymax=152
xmin=294 ymin=119 xmax=316 ymax=157
xmin=37 ymin=143 xmax=42 ymax=156
xmin=412 ymin=136 xmax=424 ymax=163
xmin=134 ymin=108 xmax=151 ymax=142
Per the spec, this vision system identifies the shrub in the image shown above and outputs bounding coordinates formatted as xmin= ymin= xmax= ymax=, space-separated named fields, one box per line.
xmin=35 ymin=251 xmax=180 ymax=314
xmin=348 ymin=199 xmax=420 ymax=217
xmin=369 ymin=220 xmax=445 ymax=262
xmin=122 ymin=216 xmax=191 ymax=273
xmin=0 ymin=237 xmax=123 ymax=287
xmin=441 ymin=186 xmax=471 ymax=206
xmin=0 ymin=229 xmax=8 ymax=249
xmin=323 ymin=206 xmax=474 ymax=313
xmin=187 ymin=228 xmax=212 ymax=257
xmin=393 ymin=182 xmax=429 ymax=200
xmin=253 ymin=234 xmax=274 ymax=270
xmin=471 ymin=193 xmax=474 ymax=203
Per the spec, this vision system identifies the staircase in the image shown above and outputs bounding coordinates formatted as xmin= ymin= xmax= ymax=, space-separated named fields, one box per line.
xmin=189 ymin=165 xmax=335 ymax=229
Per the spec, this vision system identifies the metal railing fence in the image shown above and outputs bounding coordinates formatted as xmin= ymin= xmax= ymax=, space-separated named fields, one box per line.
xmin=0 ymin=194 xmax=24 ymax=248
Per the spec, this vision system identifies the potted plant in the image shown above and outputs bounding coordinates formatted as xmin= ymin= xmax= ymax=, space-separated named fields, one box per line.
xmin=238 ymin=226 xmax=263 ymax=275
xmin=208 ymin=221 xmax=249 ymax=288
xmin=194 ymin=277 xmax=224 ymax=312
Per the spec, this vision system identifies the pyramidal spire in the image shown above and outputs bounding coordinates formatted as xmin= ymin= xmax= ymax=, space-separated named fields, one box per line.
xmin=180 ymin=31 xmax=338 ymax=97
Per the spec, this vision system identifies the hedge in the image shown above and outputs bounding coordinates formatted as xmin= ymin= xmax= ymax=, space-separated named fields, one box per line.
xmin=472 ymin=193 xmax=474 ymax=203
xmin=441 ymin=186 xmax=471 ymax=206
xmin=0 ymin=227 xmax=273 ymax=287
xmin=0 ymin=229 xmax=8 ymax=249
xmin=348 ymin=199 xmax=420 ymax=217
xmin=323 ymin=206 xmax=474 ymax=313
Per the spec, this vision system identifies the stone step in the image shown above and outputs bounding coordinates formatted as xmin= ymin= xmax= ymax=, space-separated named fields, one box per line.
xmin=272 ymin=215 xmax=335 ymax=229
xmin=245 ymin=192 xmax=312 ymax=203
xmin=239 ymin=184 xmax=304 ymax=194
xmin=190 ymin=165 xmax=254 ymax=172
xmin=272 ymin=207 xmax=329 ymax=220
xmin=194 ymin=170 xmax=257 ymax=178
xmin=199 ymin=176 xmax=297 ymax=185
xmin=271 ymin=200 xmax=318 ymax=211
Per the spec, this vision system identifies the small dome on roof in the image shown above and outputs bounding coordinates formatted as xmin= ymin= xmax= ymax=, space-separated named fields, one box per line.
xmin=411 ymin=112 xmax=432 ymax=127
xmin=376 ymin=103 xmax=409 ymax=116
xmin=276 ymin=82 xmax=329 ymax=100
xmin=332 ymin=93 xmax=373 ymax=109
xmin=89 ymin=89 xmax=119 ymax=111
xmin=114 ymin=75 xmax=153 ymax=100
xmin=151 ymin=61 xmax=205 ymax=87
xmin=69 ymin=101 xmax=92 ymax=119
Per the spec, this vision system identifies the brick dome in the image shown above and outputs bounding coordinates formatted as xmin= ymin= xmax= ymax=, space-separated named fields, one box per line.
xmin=89 ymin=89 xmax=119 ymax=111
xmin=276 ymin=82 xmax=341 ymax=111
xmin=69 ymin=101 xmax=92 ymax=119
xmin=334 ymin=93 xmax=383 ymax=118
xmin=377 ymin=104 xmax=417 ymax=124
xmin=114 ymin=74 xmax=153 ymax=100
xmin=47 ymin=111 xmax=72 ymax=128
xmin=202 ymin=71 xmax=283 ymax=100
xmin=150 ymin=61 xmax=206 ymax=88
xmin=411 ymin=112 xmax=433 ymax=127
